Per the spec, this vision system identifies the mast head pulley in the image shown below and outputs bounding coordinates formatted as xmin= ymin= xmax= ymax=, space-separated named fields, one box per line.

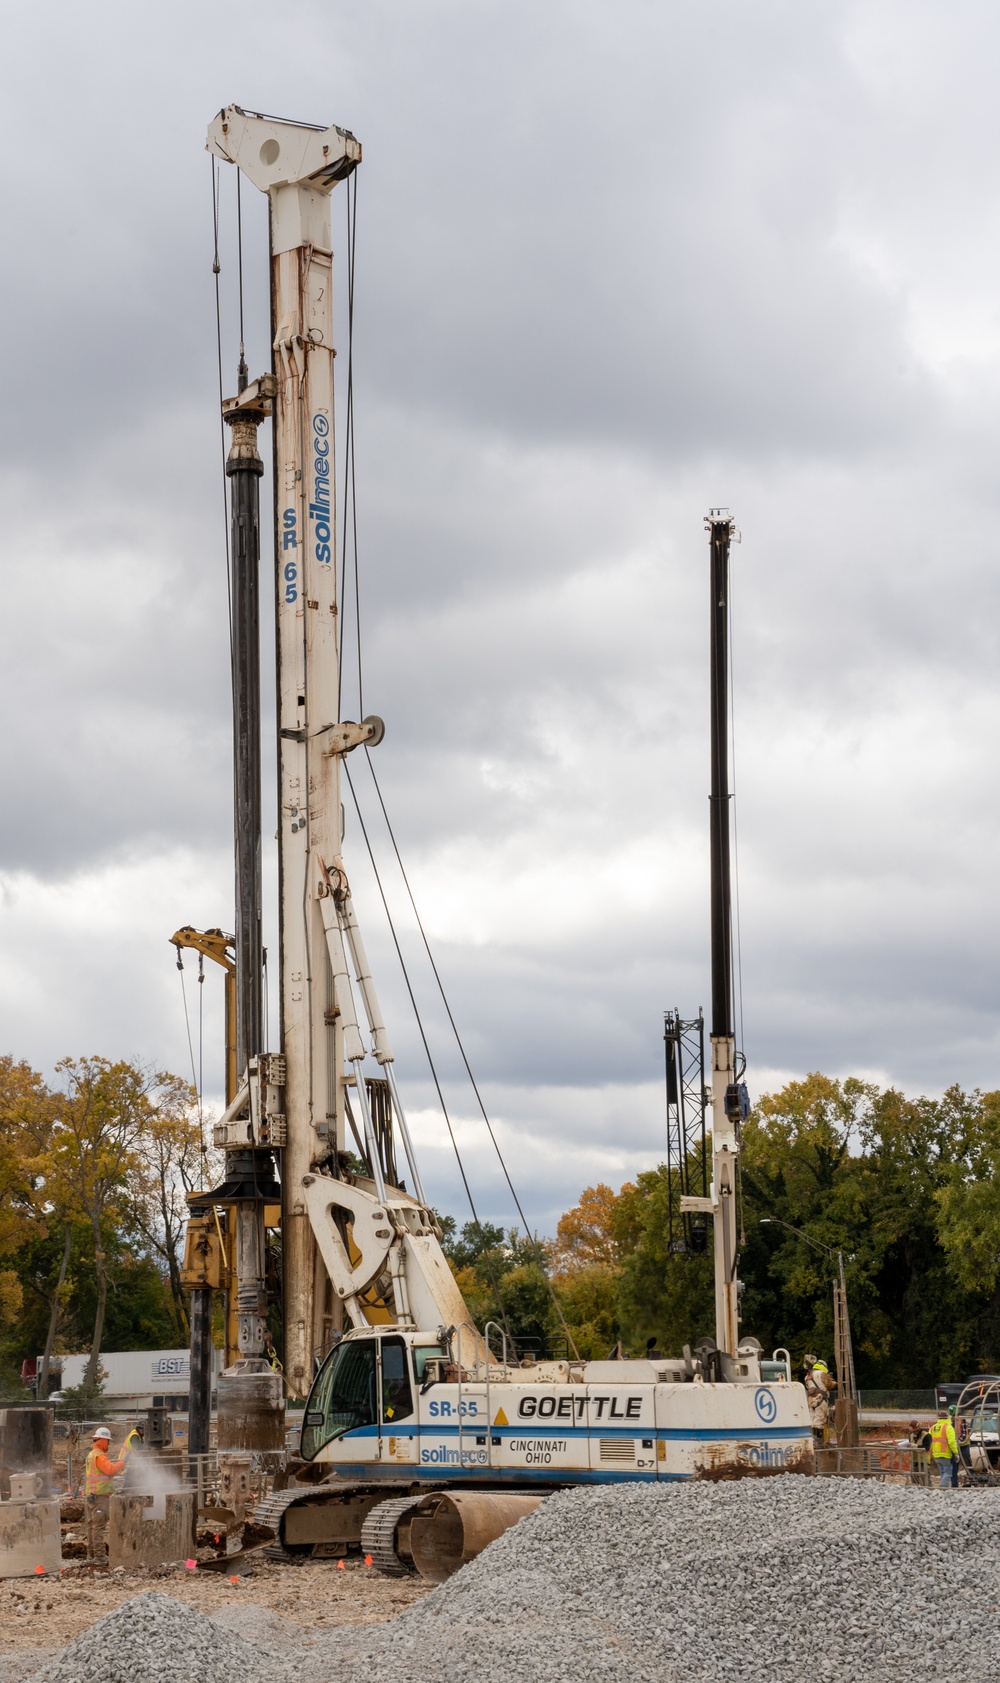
xmin=207 ymin=105 xmax=361 ymax=194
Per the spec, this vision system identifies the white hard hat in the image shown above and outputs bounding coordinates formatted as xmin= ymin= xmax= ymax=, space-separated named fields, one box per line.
xmin=92 ymin=1427 xmax=111 ymax=1441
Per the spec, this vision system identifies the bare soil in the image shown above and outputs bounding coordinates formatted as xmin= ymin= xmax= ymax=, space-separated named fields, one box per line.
xmin=0 ymin=1555 xmax=429 ymax=1653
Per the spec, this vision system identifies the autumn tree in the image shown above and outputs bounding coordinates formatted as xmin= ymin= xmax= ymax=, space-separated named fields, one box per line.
xmin=0 ymin=1057 xmax=61 ymax=1385
xmin=47 ymin=1058 xmax=161 ymax=1385
xmin=552 ymin=1183 xmax=623 ymax=1272
xmin=129 ymin=1077 xmax=205 ymax=1342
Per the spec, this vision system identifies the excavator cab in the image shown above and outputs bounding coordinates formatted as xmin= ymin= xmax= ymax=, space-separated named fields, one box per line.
xmin=301 ymin=1333 xmax=415 ymax=1462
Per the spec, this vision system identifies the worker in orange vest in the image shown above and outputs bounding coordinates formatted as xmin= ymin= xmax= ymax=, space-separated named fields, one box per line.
xmin=84 ymin=1426 xmax=125 ymax=1560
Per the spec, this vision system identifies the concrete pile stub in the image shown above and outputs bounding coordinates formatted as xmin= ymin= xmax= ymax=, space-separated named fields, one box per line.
xmin=0 ymin=1407 xmax=53 ymax=1499
xmin=0 ymin=1497 xmax=62 ymax=1577
xmin=109 ymin=1492 xmax=196 ymax=1570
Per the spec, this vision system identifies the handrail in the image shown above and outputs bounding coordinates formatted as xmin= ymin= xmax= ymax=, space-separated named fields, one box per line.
xmin=483 ymin=1320 xmax=509 ymax=1469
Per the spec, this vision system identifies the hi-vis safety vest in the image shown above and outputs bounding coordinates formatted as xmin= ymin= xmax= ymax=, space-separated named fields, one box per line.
xmin=930 ymin=1417 xmax=957 ymax=1458
xmin=84 ymin=1447 xmax=118 ymax=1496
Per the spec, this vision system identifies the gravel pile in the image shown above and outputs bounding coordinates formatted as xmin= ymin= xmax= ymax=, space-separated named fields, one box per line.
xmin=27 ymin=1478 xmax=1000 ymax=1683
xmin=312 ymin=1477 xmax=1000 ymax=1683
xmin=32 ymin=1594 xmax=282 ymax=1683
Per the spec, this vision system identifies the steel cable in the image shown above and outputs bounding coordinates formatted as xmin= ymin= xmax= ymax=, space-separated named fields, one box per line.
xmin=343 ymin=763 xmax=511 ymax=1338
xmin=360 ymin=747 xmax=580 ymax=1359
xmin=338 ymin=172 xmax=362 ymax=718
xmin=176 ymin=956 xmax=206 ymax=1160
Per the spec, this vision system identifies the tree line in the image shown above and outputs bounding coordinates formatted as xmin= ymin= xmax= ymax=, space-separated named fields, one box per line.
xmin=1 ymin=1054 xmax=996 ymax=1395
xmin=442 ymin=1074 xmax=1000 ymax=1388
xmin=0 ymin=1055 xmax=203 ymax=1397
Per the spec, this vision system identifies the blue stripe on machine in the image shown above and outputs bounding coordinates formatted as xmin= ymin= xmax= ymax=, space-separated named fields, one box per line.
xmin=415 ymin=1424 xmax=811 ymax=1442
xmin=322 ymin=1463 xmax=676 ymax=1485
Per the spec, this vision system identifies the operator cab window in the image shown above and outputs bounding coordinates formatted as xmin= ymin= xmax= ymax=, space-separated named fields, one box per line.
xmin=412 ymin=1344 xmax=441 ymax=1384
xmin=301 ymin=1337 xmax=377 ymax=1460
xmin=380 ymin=1337 xmax=414 ymax=1424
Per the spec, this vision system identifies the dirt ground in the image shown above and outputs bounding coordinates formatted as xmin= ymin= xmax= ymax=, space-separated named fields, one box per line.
xmin=0 ymin=1554 xmax=430 ymax=1653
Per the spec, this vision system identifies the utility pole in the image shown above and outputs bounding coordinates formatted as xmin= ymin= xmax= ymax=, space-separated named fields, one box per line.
xmin=832 ymin=1250 xmax=859 ymax=1446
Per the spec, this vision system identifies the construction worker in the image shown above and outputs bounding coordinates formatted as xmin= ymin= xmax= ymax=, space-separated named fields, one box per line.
xmin=930 ymin=1405 xmax=960 ymax=1488
xmin=802 ymin=1354 xmax=836 ymax=1440
xmin=84 ymin=1427 xmax=126 ymax=1561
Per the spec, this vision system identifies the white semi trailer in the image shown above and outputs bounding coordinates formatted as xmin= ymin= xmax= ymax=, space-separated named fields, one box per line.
xmin=50 ymin=1350 xmax=225 ymax=1414
xmin=191 ymin=104 xmax=813 ymax=1580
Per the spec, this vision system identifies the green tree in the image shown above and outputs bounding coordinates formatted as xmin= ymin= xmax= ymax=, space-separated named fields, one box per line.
xmin=552 ymin=1264 xmax=620 ymax=1359
xmin=613 ymin=1165 xmax=715 ymax=1355
xmin=557 ymin=1074 xmax=1000 ymax=1387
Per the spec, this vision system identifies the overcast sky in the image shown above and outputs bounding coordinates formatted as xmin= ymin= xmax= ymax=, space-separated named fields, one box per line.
xmin=0 ymin=0 xmax=997 ymax=1233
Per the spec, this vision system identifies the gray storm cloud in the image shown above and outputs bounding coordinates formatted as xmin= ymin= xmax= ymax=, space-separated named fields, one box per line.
xmin=0 ymin=0 xmax=997 ymax=1229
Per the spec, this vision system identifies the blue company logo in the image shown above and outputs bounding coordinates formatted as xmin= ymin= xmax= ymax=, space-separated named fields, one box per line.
xmin=310 ymin=412 xmax=332 ymax=563
xmin=754 ymin=1387 xmax=777 ymax=1424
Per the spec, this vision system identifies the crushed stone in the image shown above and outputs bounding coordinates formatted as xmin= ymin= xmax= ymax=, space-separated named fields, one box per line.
xmin=32 ymin=1594 xmax=280 ymax=1683
xmin=16 ymin=1479 xmax=1000 ymax=1682
xmin=283 ymin=1478 xmax=1000 ymax=1683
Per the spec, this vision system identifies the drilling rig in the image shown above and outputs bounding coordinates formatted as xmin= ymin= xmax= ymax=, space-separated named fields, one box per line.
xmin=180 ymin=104 xmax=813 ymax=1582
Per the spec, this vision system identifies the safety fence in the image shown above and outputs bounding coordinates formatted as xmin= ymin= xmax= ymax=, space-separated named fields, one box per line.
xmin=817 ymin=1445 xmax=935 ymax=1484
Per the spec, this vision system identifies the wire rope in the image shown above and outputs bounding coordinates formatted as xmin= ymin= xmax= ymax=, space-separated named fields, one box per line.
xmin=342 ymin=763 xmax=511 ymax=1337
xmin=212 ymin=161 xmax=248 ymax=1025
xmin=176 ymin=958 xmax=206 ymax=1159
xmin=338 ymin=171 xmax=363 ymax=718
xmin=197 ymin=952 xmax=205 ymax=1119
xmin=359 ymin=747 xmax=580 ymax=1358
xmin=263 ymin=946 xmax=270 ymax=1053
xmin=210 ymin=158 xmax=235 ymax=660
xmin=236 ymin=168 xmax=246 ymax=372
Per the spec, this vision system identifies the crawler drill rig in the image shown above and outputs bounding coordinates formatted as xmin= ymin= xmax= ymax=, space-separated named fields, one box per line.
xmin=183 ymin=104 xmax=812 ymax=1582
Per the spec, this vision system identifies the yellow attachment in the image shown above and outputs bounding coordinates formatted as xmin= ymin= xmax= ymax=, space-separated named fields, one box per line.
xmin=170 ymin=926 xmax=238 ymax=1105
xmin=181 ymin=1212 xmax=224 ymax=1290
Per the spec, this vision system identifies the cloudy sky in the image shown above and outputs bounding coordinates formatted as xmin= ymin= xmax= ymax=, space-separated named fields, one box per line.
xmin=1 ymin=0 xmax=997 ymax=1233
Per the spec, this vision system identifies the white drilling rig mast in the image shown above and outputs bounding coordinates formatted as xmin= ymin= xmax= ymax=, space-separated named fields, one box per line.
xmin=207 ymin=107 xmax=380 ymax=1399
xmin=205 ymin=109 xmax=468 ymax=1425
